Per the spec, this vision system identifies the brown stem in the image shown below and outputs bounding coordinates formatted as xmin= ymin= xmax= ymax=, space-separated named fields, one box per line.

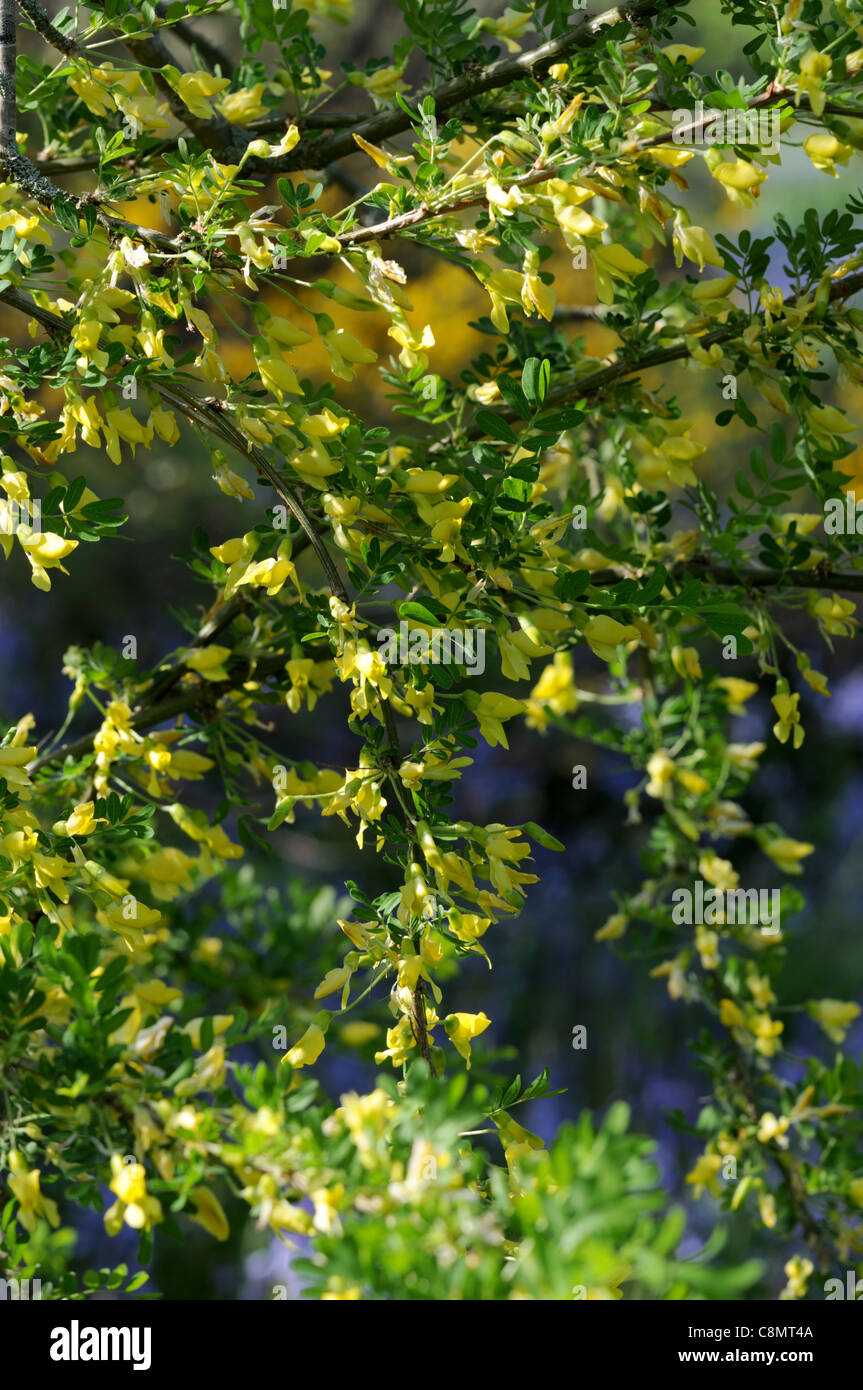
xmin=266 ymin=0 xmax=689 ymax=174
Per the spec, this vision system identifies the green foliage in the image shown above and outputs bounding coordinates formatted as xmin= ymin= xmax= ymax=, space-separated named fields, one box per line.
xmin=0 ymin=0 xmax=861 ymax=1302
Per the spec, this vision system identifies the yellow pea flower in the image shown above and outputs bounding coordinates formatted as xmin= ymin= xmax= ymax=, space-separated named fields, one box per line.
xmin=806 ymin=999 xmax=860 ymax=1044
xmin=53 ymin=801 xmax=104 ymax=837
xmin=803 ymin=131 xmax=852 ymax=176
xmin=185 ymin=645 xmax=232 ymax=682
xmin=756 ymin=1112 xmax=790 ymax=1146
xmin=105 ymin=1155 xmax=163 ymax=1234
xmin=590 ymin=243 xmax=650 ymax=305
xmin=645 ymin=750 xmax=675 ymax=798
xmin=582 ymin=615 xmax=640 ymax=662
xmin=685 ymin=1152 xmax=722 ymax=1198
xmin=170 ymin=70 xmax=231 ymax=118
xmin=188 ymin=1187 xmax=230 ymax=1240
xmin=595 ymin=912 xmax=628 ymax=941
xmin=17 ymin=530 xmax=78 ymax=590
xmin=662 ymin=44 xmax=705 ymax=64
xmin=218 ymin=83 xmax=269 ymax=125
xmin=671 ymin=645 xmax=702 ymax=680
xmin=466 ymin=691 xmax=525 ymax=748
xmin=444 ymin=1011 xmax=490 ymax=1067
xmin=672 ymin=220 xmax=724 ymax=270
xmin=771 ymin=686 xmax=804 ymax=748
xmin=763 ymin=836 xmax=814 ymax=875
xmin=796 ymin=49 xmax=832 ymax=116
xmin=284 ymin=1022 xmax=327 ymax=1068
xmin=8 ymin=1149 xmax=60 ymax=1232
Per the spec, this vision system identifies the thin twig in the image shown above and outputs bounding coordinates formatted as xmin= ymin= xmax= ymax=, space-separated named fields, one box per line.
xmin=265 ymin=0 xmax=689 ymax=174
xmin=0 ymin=285 xmax=348 ymax=603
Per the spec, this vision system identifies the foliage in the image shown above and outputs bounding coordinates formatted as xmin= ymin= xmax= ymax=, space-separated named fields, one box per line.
xmin=0 ymin=0 xmax=862 ymax=1301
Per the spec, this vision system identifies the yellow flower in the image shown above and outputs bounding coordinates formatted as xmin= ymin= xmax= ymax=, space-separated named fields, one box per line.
xmin=256 ymin=353 xmax=303 ymax=402
xmin=347 ymin=64 xmax=407 ymax=103
xmin=188 ymin=1186 xmax=230 ymax=1240
xmin=676 ymin=767 xmax=710 ymax=796
xmin=211 ymin=450 xmax=254 ymax=501
xmin=0 ymin=744 xmax=37 ymax=788
xmin=781 ymin=1255 xmax=814 ymax=1301
xmin=53 ymin=801 xmax=104 ymax=837
xmin=763 ymin=836 xmax=814 ymax=875
xmin=582 ymin=615 xmax=640 ymax=663
xmin=284 ymin=1022 xmax=326 ymax=1068
xmin=323 ymin=329 xmax=377 ymax=380
xmin=467 ymin=692 xmax=525 ymax=749
xmin=719 ymin=998 xmax=746 ymax=1028
xmin=662 ymin=44 xmax=705 ymax=64
xmin=757 ymin=1111 xmax=790 ymax=1146
xmin=711 ymin=159 xmax=767 ymax=193
xmin=645 ymin=750 xmax=675 ymax=798
xmin=8 ymin=1149 xmax=60 ymax=1232
xmin=812 ymin=594 xmax=857 ymax=638
xmin=796 ymin=49 xmax=832 ymax=116
xmin=671 ymin=645 xmax=702 ymax=680
xmin=750 ymin=1013 xmax=783 ymax=1057
xmin=771 ymin=689 xmax=804 ymax=748
xmin=17 ymin=530 xmax=78 ymax=590
xmin=691 ymin=271 xmax=738 ymax=301
xmin=803 ymin=132 xmax=851 ymax=177
xmin=673 ymin=221 xmax=724 ymax=271
xmin=218 ymin=83 xmax=269 ymax=125
xmin=105 ymin=1154 xmax=163 ymax=1234
xmin=313 ymin=964 xmax=354 ymax=1005
xmin=170 ymin=70 xmax=230 ymax=119
xmin=685 ymin=1151 xmax=722 ymax=1198
xmin=699 ymin=853 xmax=739 ymax=891
xmin=758 ymin=1190 xmax=777 ymax=1228
xmin=806 ymin=999 xmax=861 ymax=1044
xmin=185 ymin=644 xmax=232 ymax=682
xmin=591 ymin=243 xmax=649 ymax=306
xmin=444 ymin=1011 xmax=490 ymax=1068
xmin=595 ymin=912 xmax=628 ymax=941
xmin=717 ymin=677 xmax=758 ymax=714
xmin=480 ymin=6 xmax=534 ymax=53
xmin=727 ymin=741 xmax=766 ymax=772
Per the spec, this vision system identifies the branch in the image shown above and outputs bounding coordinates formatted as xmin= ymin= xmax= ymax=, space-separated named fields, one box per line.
xmin=30 ymin=646 xmax=294 ymax=773
xmin=0 ymin=285 xmax=348 ymax=603
xmin=0 ymin=146 xmax=181 ymax=251
xmin=0 ymin=0 xmax=16 ymax=156
xmin=379 ymin=695 xmax=431 ymax=1067
xmin=266 ymin=0 xmax=689 ymax=173
xmin=589 ymin=559 xmax=863 ymax=594
xmin=154 ymin=1 xmax=235 ymax=77
xmin=123 ymin=29 xmax=238 ymax=154
xmin=483 ymin=267 xmax=863 ymax=428
xmin=17 ymin=0 xmax=80 ymax=55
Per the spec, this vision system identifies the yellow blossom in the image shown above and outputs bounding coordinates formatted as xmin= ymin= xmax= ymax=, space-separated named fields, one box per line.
xmin=763 ymin=836 xmax=813 ymax=875
xmin=444 ymin=1011 xmax=490 ymax=1067
xmin=806 ymin=999 xmax=861 ymax=1044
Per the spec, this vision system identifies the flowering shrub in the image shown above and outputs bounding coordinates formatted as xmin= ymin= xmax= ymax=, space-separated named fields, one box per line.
xmin=1 ymin=0 xmax=862 ymax=1301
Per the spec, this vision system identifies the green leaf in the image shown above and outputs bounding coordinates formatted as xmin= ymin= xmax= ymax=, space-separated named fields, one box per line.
xmin=474 ymin=409 xmax=518 ymax=443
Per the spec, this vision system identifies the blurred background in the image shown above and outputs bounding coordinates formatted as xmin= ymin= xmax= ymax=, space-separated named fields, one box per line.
xmin=3 ymin=0 xmax=862 ymax=1297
